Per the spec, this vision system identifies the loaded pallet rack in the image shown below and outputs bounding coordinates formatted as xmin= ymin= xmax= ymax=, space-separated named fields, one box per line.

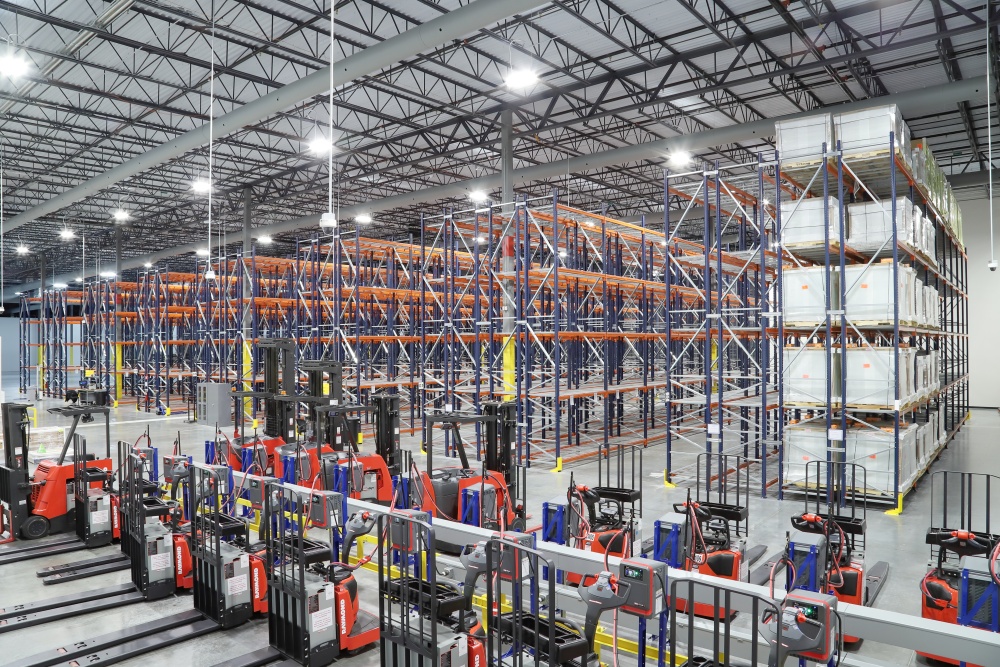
xmin=18 ymin=135 xmax=967 ymax=512
xmin=774 ymin=129 xmax=968 ymax=509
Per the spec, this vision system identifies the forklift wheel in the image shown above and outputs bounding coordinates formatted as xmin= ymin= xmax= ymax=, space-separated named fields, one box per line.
xmin=510 ymin=517 xmax=526 ymax=532
xmin=21 ymin=515 xmax=50 ymax=540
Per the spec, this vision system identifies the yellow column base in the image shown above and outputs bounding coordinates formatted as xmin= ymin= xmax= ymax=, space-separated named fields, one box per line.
xmin=885 ymin=493 xmax=904 ymax=516
xmin=663 ymin=470 xmax=676 ymax=488
xmin=551 ymin=457 xmax=563 ymax=473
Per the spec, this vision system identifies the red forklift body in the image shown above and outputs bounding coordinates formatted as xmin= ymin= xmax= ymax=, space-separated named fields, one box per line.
xmin=31 ymin=457 xmax=113 ymax=522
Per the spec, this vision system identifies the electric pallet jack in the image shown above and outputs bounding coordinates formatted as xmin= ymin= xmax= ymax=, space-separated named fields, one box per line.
xmin=757 ymin=461 xmax=889 ymax=645
xmin=7 ymin=459 xmax=268 ymax=667
xmin=541 ymin=442 xmax=643 ymax=583
xmin=653 ymin=454 xmax=768 ymax=616
xmin=380 ymin=509 xmax=498 ymax=667
xmin=0 ymin=400 xmax=114 ymax=564
xmin=918 ymin=470 xmax=1000 ymax=666
xmin=414 ymin=404 xmax=525 ymax=536
xmin=214 ymin=481 xmax=380 ymax=667
xmin=0 ymin=448 xmax=181 ymax=638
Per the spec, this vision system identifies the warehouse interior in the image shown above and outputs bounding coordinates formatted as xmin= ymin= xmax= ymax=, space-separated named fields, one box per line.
xmin=0 ymin=1 xmax=999 ymax=666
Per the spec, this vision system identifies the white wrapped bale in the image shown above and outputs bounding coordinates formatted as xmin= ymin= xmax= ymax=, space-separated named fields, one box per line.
xmin=782 ymin=267 xmax=838 ymax=325
xmin=780 ymin=196 xmax=843 ymax=246
xmin=776 ymin=114 xmax=834 ymax=164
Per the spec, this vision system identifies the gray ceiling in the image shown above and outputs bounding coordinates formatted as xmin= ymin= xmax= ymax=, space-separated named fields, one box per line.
xmin=0 ymin=0 xmax=992 ymax=288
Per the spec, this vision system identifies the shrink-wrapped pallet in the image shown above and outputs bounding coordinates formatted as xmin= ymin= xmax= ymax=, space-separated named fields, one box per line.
xmin=843 ymin=263 xmax=916 ymax=324
xmin=780 ymin=196 xmax=843 ymax=246
xmin=834 ymin=105 xmax=911 ymax=164
xmin=782 ymin=267 xmax=837 ymax=325
xmin=843 ymin=346 xmax=916 ymax=408
xmin=776 ymin=115 xmax=834 ymax=164
xmin=846 ymin=197 xmax=916 ymax=254
xmin=784 ymin=347 xmax=841 ymax=406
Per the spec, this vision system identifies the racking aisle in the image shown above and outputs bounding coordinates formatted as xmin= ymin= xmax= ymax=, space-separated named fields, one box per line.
xmin=662 ymin=160 xmax=781 ymax=495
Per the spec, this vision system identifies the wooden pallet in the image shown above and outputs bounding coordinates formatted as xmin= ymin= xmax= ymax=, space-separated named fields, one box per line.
xmin=784 ymin=401 xmax=841 ymax=409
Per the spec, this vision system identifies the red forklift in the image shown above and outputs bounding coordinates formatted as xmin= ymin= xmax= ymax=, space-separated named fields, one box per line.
xmin=415 ymin=405 xmax=525 ymax=538
xmin=0 ymin=397 xmax=115 ymax=564
xmin=218 ymin=338 xmax=297 ymax=473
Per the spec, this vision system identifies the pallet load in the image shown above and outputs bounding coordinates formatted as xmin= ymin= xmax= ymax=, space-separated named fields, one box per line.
xmin=846 ymin=196 xmax=917 ymax=256
xmin=843 ymin=346 xmax=918 ymax=409
xmin=782 ymin=266 xmax=837 ymax=326
xmin=775 ymin=114 xmax=835 ymax=165
xmin=834 ymin=104 xmax=911 ymax=167
xmin=780 ymin=196 xmax=842 ymax=246
xmin=783 ymin=420 xmax=918 ymax=497
xmin=843 ymin=263 xmax=917 ymax=325
xmin=784 ymin=347 xmax=841 ymax=406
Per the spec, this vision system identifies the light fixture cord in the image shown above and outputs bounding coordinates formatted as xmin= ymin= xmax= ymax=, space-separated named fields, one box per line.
xmin=208 ymin=0 xmax=216 ymax=269
xmin=327 ymin=0 xmax=335 ymax=217
xmin=989 ymin=0 xmax=995 ymax=264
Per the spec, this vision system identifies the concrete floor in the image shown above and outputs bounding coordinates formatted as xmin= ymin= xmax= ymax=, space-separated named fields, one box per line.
xmin=1 ymin=392 xmax=997 ymax=666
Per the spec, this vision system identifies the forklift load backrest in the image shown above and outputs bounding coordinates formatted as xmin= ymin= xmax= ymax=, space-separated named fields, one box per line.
xmin=802 ymin=460 xmax=869 ymax=550
xmin=927 ymin=471 xmax=1000 ymax=563
xmin=695 ymin=452 xmax=757 ymax=534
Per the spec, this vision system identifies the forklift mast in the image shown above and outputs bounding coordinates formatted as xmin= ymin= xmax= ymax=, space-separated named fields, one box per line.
xmin=483 ymin=401 xmax=517 ymax=495
xmin=259 ymin=339 xmax=295 ymax=439
xmin=1 ymin=403 xmax=32 ymax=538
xmin=2 ymin=403 xmax=30 ymax=471
xmin=373 ymin=393 xmax=401 ymax=476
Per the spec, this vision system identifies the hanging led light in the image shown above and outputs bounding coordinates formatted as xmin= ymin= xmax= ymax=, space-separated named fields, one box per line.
xmin=16 ymin=244 xmax=28 ymax=254
xmin=196 ymin=248 xmax=211 ymax=257
xmin=308 ymin=135 xmax=334 ymax=155
xmin=258 ymin=235 xmax=273 ymax=245
xmin=143 ymin=261 xmax=153 ymax=268
xmin=469 ymin=190 xmax=488 ymax=203
xmin=668 ymin=151 xmax=692 ymax=169
xmin=505 ymin=69 xmax=538 ymax=90
xmin=59 ymin=228 xmax=74 ymax=240
xmin=112 ymin=208 xmax=129 ymax=222
xmin=203 ymin=1 xmax=218 ymax=282
xmin=0 ymin=38 xmax=31 ymax=80
xmin=355 ymin=214 xmax=372 ymax=224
